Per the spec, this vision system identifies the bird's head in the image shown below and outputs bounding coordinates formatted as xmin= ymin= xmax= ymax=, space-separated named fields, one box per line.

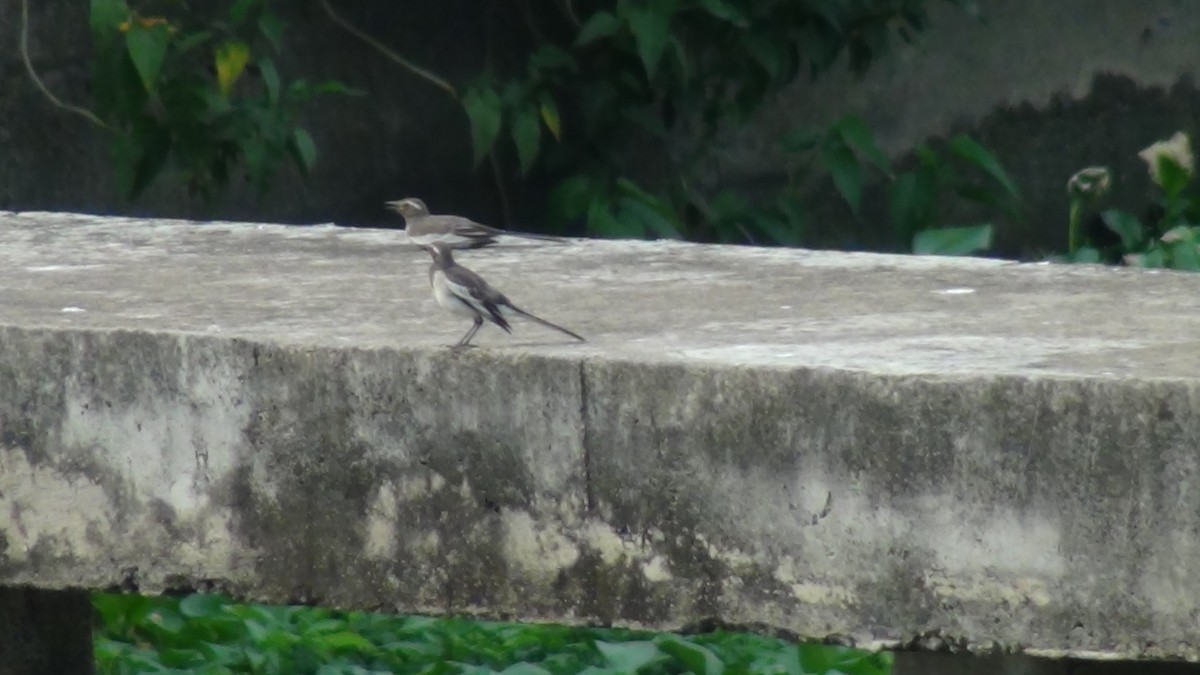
xmin=385 ymin=197 xmax=429 ymax=218
xmin=422 ymin=241 xmax=454 ymax=266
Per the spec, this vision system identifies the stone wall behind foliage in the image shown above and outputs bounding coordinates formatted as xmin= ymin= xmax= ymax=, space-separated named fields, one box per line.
xmin=3 ymin=1 xmax=1198 ymax=253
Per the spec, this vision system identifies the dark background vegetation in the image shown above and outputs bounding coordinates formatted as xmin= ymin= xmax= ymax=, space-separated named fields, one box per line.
xmin=7 ymin=0 xmax=1200 ymax=264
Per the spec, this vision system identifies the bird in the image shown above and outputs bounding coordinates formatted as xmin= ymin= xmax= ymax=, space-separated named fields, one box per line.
xmin=422 ymin=242 xmax=585 ymax=347
xmin=386 ymin=197 xmax=566 ymax=249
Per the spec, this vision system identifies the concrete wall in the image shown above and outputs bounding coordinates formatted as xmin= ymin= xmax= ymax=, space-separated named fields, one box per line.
xmin=5 ymin=212 xmax=1200 ymax=666
xmin=4 ymin=2 xmax=1200 ymax=254
xmin=734 ymin=0 xmax=1200 ymax=255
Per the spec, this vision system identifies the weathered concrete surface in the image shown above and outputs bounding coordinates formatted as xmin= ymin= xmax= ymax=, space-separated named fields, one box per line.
xmin=3 ymin=212 xmax=1200 ymax=661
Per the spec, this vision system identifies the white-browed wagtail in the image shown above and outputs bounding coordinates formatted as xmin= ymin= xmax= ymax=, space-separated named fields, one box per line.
xmin=422 ymin=242 xmax=585 ymax=347
xmin=387 ymin=197 xmax=565 ymax=249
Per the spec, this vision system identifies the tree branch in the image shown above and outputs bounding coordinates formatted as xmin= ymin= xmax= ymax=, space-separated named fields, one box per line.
xmin=559 ymin=0 xmax=581 ymax=27
xmin=19 ymin=0 xmax=114 ymax=132
xmin=317 ymin=0 xmax=458 ymax=100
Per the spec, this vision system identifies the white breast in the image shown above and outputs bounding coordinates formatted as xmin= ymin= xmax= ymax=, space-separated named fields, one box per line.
xmin=432 ymin=270 xmax=481 ymax=319
xmin=408 ymin=231 xmax=478 ymax=247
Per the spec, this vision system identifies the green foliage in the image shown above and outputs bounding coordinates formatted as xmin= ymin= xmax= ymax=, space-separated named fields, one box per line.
xmin=87 ymin=0 xmax=357 ymax=200
xmin=75 ymin=0 xmax=1018 ymax=251
xmin=782 ymin=120 xmax=1016 ymax=254
xmin=911 ymin=224 xmax=993 ymax=256
xmin=886 ymin=136 xmax=1019 ymax=253
xmin=94 ymin=592 xmax=893 ymax=675
xmin=461 ymin=0 xmax=998 ymax=245
xmin=1066 ymin=132 xmax=1200 ymax=271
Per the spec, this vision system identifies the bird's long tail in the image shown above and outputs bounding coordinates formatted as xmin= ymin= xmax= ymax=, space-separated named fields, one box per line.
xmin=510 ymin=306 xmax=586 ymax=342
xmin=509 ymin=231 xmax=569 ymax=243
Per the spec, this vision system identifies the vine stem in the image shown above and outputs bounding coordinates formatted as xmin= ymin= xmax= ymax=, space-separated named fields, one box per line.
xmin=317 ymin=0 xmax=458 ymax=101
xmin=19 ymin=0 xmax=114 ymax=132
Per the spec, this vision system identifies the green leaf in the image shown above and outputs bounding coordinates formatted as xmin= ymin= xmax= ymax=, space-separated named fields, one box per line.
xmin=128 ymin=125 xmax=172 ymax=199
xmin=179 ymin=593 xmax=229 ymax=619
xmin=781 ymin=126 xmax=821 ymax=153
xmin=1132 ymin=247 xmax=1167 ymax=268
xmin=697 ymin=0 xmax=749 ymax=26
xmin=90 ymin=0 xmax=129 ymax=46
xmin=615 ymin=176 xmax=658 ymax=202
xmin=807 ymin=0 xmax=845 ymax=30
xmin=1156 ymin=155 xmax=1191 ymax=198
xmin=229 ymin=0 xmax=260 ymax=25
xmin=462 ymin=86 xmax=503 ymax=166
xmin=742 ymin=33 xmax=796 ymax=85
xmin=125 ymin=22 xmax=172 ymax=92
xmin=708 ymin=190 xmax=749 ymax=218
xmin=529 ymin=45 xmax=577 ymax=72
xmin=172 ymin=30 xmax=214 ymax=56
xmin=290 ymin=127 xmax=317 ymax=174
xmin=1100 ymin=209 xmax=1145 ymax=250
xmin=822 ymin=140 xmax=862 ymax=214
xmin=912 ymin=224 xmax=994 ymax=256
xmin=1170 ymin=240 xmax=1200 ymax=271
xmin=575 ymin=11 xmax=621 ymax=45
xmin=836 ymin=115 xmax=891 ymax=175
xmin=796 ymin=644 xmax=878 ymax=675
xmin=498 ymin=665 xmax=553 ymax=675
xmin=618 ymin=197 xmax=681 ymax=238
xmin=539 ymin=94 xmax=562 ymax=140
xmin=321 ymin=631 xmax=376 ymax=652
xmin=626 ymin=6 xmax=672 ymax=79
xmin=1162 ymin=224 xmax=1196 ymax=243
xmin=311 ymin=81 xmax=365 ymax=96
xmin=258 ymin=13 xmax=284 ymax=52
xmin=595 ymin=640 xmax=666 ymax=672
xmin=258 ymin=58 xmax=280 ymax=104
xmin=948 ymin=134 xmax=1019 ymax=199
xmin=747 ymin=214 xmax=799 ymax=246
xmin=547 ymin=175 xmax=594 ymax=222
xmin=511 ymin=104 xmax=542 ymax=174
xmin=158 ymin=647 xmax=207 ymax=669
xmin=1070 ymin=246 xmax=1102 ymax=263
xmin=772 ymin=194 xmax=807 ymax=245
xmin=215 ymin=40 xmax=251 ymax=96
xmin=587 ymin=198 xmax=643 ymax=238
xmin=229 ymin=0 xmax=259 ymax=25
xmin=669 ymin=36 xmax=690 ymax=82
xmin=888 ymin=170 xmax=932 ymax=240
xmin=656 ymin=637 xmax=725 ymax=675
xmin=141 ymin=604 xmax=186 ymax=638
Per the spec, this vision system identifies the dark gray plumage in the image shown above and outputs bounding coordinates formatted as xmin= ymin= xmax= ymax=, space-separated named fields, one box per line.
xmin=387 ymin=197 xmax=565 ymax=249
xmin=422 ymin=242 xmax=585 ymax=347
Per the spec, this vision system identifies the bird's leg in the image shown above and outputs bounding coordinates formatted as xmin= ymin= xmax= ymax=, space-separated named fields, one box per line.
xmin=455 ymin=316 xmax=483 ymax=348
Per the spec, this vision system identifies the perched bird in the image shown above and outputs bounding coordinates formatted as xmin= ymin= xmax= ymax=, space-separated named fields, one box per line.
xmin=386 ymin=197 xmax=565 ymax=249
xmin=422 ymin=242 xmax=585 ymax=347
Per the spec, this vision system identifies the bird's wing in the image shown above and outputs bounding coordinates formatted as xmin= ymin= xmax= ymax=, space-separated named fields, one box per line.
xmin=410 ymin=215 xmax=503 ymax=241
xmin=443 ymin=265 xmax=512 ymax=331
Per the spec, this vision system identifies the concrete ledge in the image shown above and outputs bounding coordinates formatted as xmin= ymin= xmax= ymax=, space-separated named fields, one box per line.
xmin=3 ymin=212 xmax=1200 ymax=661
